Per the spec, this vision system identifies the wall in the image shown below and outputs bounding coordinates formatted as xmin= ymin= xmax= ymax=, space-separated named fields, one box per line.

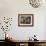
xmin=0 ymin=0 xmax=46 ymax=40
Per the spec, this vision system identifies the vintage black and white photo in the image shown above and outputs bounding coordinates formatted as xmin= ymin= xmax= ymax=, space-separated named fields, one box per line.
xmin=18 ymin=14 xmax=34 ymax=26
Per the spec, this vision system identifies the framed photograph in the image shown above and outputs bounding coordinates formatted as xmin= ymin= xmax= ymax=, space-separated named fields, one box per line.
xmin=18 ymin=14 xmax=34 ymax=26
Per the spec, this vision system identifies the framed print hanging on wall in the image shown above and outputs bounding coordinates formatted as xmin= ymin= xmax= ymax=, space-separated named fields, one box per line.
xmin=18 ymin=14 xmax=34 ymax=27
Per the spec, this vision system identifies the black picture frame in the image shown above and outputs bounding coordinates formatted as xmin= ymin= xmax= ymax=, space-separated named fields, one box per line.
xmin=18 ymin=14 xmax=34 ymax=27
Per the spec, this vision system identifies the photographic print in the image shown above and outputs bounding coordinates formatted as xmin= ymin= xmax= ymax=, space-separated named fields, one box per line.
xmin=18 ymin=14 xmax=34 ymax=26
